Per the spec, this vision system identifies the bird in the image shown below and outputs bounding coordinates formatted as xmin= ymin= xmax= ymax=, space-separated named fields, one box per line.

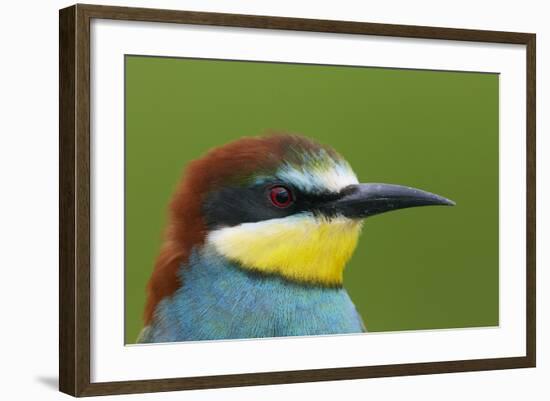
xmin=137 ymin=133 xmax=454 ymax=343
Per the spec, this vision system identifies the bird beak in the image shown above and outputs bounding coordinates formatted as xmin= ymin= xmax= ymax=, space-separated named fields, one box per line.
xmin=321 ymin=183 xmax=455 ymax=219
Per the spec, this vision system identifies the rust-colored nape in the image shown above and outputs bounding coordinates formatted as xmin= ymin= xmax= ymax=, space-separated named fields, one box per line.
xmin=143 ymin=133 xmax=324 ymax=324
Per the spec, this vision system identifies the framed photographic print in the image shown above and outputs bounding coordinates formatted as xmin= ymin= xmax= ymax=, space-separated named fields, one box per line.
xmin=59 ymin=3 xmax=536 ymax=397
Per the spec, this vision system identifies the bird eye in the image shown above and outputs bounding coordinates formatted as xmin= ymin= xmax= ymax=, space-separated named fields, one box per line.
xmin=269 ymin=186 xmax=294 ymax=208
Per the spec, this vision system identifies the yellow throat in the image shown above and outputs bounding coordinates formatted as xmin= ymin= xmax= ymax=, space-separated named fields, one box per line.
xmin=207 ymin=214 xmax=362 ymax=286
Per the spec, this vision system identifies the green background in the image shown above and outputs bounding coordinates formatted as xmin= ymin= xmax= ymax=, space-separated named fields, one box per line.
xmin=125 ymin=55 xmax=499 ymax=344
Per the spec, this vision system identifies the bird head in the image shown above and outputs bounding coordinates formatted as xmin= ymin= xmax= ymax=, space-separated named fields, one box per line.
xmin=144 ymin=133 xmax=454 ymax=323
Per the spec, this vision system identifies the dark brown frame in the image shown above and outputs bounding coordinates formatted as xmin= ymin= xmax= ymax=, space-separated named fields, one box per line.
xmin=59 ymin=3 xmax=536 ymax=397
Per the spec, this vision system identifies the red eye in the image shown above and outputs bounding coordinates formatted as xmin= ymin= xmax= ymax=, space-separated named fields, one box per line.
xmin=269 ymin=186 xmax=294 ymax=208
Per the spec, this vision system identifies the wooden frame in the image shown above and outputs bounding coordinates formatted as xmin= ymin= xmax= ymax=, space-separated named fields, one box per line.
xmin=59 ymin=3 xmax=536 ymax=397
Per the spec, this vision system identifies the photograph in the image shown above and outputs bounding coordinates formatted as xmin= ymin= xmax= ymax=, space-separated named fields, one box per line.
xmin=124 ymin=56 xmax=499 ymax=344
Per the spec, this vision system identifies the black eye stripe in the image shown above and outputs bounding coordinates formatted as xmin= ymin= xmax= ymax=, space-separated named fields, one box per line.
xmin=203 ymin=183 xmax=344 ymax=229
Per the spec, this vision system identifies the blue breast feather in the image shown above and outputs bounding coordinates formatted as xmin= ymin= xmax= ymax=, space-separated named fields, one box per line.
xmin=139 ymin=248 xmax=365 ymax=343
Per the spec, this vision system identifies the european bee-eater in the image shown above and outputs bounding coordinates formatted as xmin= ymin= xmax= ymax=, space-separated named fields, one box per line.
xmin=138 ymin=134 xmax=454 ymax=343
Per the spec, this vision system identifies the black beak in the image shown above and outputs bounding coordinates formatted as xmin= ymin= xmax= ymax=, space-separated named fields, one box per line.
xmin=321 ymin=183 xmax=455 ymax=219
